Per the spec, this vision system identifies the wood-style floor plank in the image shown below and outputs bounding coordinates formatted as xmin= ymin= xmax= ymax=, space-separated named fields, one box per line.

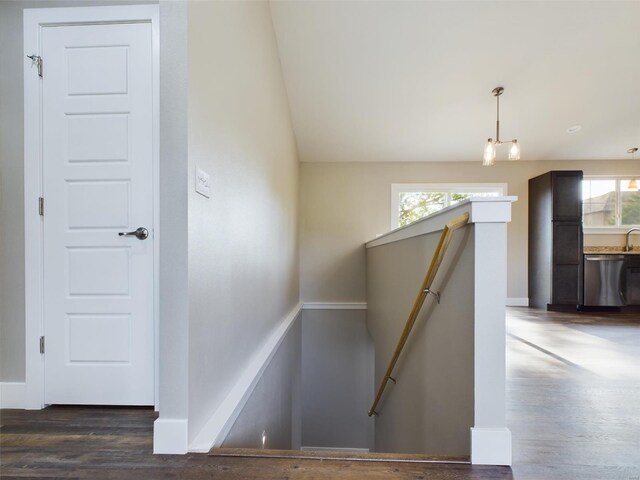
xmin=506 ymin=308 xmax=640 ymax=479
xmin=209 ymin=447 xmax=470 ymax=463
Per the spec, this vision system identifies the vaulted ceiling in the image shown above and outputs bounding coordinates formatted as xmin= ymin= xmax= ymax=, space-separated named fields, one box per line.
xmin=270 ymin=1 xmax=640 ymax=163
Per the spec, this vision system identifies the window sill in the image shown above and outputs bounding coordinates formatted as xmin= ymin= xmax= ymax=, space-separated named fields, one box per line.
xmin=584 ymin=227 xmax=640 ymax=234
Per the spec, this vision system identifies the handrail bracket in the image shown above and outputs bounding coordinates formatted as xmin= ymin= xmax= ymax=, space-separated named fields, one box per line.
xmin=424 ymin=288 xmax=440 ymax=304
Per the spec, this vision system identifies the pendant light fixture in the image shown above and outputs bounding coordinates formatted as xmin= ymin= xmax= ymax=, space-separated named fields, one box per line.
xmin=628 ymin=147 xmax=638 ymax=190
xmin=482 ymin=86 xmax=520 ymax=166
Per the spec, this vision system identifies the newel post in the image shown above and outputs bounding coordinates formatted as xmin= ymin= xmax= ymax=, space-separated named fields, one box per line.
xmin=469 ymin=198 xmax=515 ymax=466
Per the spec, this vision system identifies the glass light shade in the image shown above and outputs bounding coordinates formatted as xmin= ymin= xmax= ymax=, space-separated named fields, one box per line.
xmin=483 ymin=139 xmax=496 ymax=166
xmin=508 ymin=140 xmax=520 ymax=161
xmin=629 ymin=178 xmax=638 ymax=190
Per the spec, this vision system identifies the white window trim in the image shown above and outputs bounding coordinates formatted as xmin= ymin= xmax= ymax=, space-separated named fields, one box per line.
xmin=390 ymin=183 xmax=507 ymax=229
xmin=583 ymin=175 xmax=640 ymax=234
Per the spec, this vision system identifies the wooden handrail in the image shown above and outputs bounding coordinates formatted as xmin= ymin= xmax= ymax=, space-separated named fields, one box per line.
xmin=368 ymin=212 xmax=470 ymax=417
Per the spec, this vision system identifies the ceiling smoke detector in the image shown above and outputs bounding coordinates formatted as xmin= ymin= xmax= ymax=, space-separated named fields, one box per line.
xmin=566 ymin=124 xmax=583 ymax=134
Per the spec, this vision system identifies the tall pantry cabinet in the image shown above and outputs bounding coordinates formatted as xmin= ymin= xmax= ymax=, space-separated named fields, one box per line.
xmin=528 ymin=171 xmax=583 ymax=310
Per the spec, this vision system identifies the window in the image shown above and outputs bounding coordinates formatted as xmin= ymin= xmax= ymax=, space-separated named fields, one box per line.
xmin=391 ymin=183 xmax=506 ymax=228
xmin=583 ymin=177 xmax=640 ymax=229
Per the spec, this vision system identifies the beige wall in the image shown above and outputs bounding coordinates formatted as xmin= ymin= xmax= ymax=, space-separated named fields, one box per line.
xmin=186 ymin=1 xmax=300 ymax=444
xmin=300 ymin=160 xmax=638 ymax=301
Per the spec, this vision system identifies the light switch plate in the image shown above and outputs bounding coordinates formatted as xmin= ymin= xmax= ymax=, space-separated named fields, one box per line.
xmin=195 ymin=166 xmax=211 ymax=198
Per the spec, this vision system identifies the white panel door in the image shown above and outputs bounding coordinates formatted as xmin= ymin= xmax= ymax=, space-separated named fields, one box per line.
xmin=42 ymin=22 xmax=154 ymax=405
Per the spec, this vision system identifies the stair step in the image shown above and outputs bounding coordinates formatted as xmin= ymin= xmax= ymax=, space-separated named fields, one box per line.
xmin=209 ymin=448 xmax=470 ymax=464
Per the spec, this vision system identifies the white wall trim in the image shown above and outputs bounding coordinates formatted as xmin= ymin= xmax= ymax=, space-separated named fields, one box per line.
xmin=0 ymin=382 xmax=26 ymax=409
xmin=471 ymin=427 xmax=512 ymax=465
xmin=150 ymin=4 xmax=161 ymax=412
xmin=366 ymin=197 xmax=517 ymax=249
xmin=188 ymin=302 xmax=303 ymax=453
xmin=302 ymin=302 xmax=367 ymax=310
xmin=23 ymin=5 xmax=160 ymax=410
xmin=506 ymin=297 xmax=529 ymax=307
xmin=390 ymin=183 xmax=508 ymax=230
xmin=153 ymin=418 xmax=188 ymax=454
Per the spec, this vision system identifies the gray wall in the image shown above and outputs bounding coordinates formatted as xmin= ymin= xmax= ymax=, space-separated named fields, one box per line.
xmin=366 ymin=225 xmax=475 ymax=455
xmin=185 ymin=1 xmax=300 ymax=445
xmin=301 ymin=309 xmax=374 ymax=450
xmin=222 ymin=316 xmax=302 ymax=449
xmin=0 ymin=0 xmax=27 ymax=382
xmin=0 ymin=0 xmax=156 ymax=383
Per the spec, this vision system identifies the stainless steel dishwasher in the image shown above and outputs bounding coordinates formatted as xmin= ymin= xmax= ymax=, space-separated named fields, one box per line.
xmin=583 ymin=255 xmax=627 ymax=306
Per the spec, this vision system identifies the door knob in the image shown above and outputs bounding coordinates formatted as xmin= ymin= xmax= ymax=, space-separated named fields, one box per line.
xmin=118 ymin=227 xmax=149 ymax=240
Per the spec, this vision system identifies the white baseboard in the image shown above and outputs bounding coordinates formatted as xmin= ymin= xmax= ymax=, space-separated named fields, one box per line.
xmin=301 ymin=446 xmax=370 ymax=453
xmin=302 ymin=302 xmax=367 ymax=310
xmin=154 ymin=418 xmax=188 ymax=454
xmin=470 ymin=427 xmax=512 ymax=465
xmin=188 ymin=302 xmax=303 ymax=453
xmin=506 ymin=297 xmax=528 ymax=307
xmin=0 ymin=382 xmax=26 ymax=408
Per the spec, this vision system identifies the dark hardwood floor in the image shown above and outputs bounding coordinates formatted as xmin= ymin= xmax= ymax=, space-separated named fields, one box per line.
xmin=1 ymin=308 xmax=638 ymax=479
xmin=0 ymin=405 xmax=509 ymax=479
xmin=0 ymin=404 xmax=508 ymax=479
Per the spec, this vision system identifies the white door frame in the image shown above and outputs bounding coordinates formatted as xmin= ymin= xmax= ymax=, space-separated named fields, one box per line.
xmin=24 ymin=5 xmax=160 ymax=409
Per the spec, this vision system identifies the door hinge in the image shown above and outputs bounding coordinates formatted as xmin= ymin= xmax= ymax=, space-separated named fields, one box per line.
xmin=27 ymin=54 xmax=43 ymax=78
xmin=38 ymin=197 xmax=44 ymax=216
xmin=39 ymin=336 xmax=45 ymax=354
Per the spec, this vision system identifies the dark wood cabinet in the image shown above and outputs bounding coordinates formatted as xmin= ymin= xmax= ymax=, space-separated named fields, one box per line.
xmin=624 ymin=256 xmax=640 ymax=305
xmin=552 ymin=172 xmax=583 ymax=221
xmin=553 ymin=222 xmax=582 ymax=264
xmin=529 ymin=171 xmax=583 ymax=310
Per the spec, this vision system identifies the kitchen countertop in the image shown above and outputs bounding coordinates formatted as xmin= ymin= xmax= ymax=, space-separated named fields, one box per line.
xmin=584 ymin=246 xmax=640 ymax=255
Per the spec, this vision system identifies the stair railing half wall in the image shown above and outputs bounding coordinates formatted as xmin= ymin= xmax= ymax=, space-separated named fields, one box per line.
xmin=368 ymin=212 xmax=470 ymax=417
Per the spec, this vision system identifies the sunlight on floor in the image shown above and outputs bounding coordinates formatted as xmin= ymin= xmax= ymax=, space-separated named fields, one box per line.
xmin=506 ymin=308 xmax=640 ymax=479
xmin=507 ymin=312 xmax=640 ymax=380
